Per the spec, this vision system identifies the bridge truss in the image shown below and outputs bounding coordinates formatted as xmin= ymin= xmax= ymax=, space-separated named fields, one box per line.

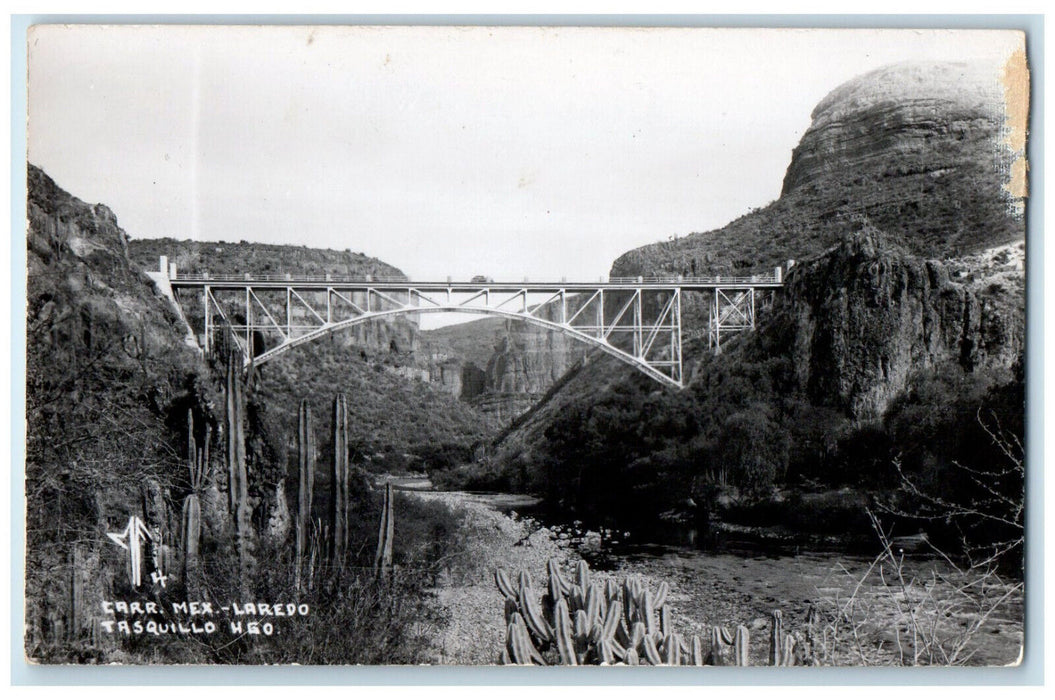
xmin=164 ymin=265 xmax=782 ymax=389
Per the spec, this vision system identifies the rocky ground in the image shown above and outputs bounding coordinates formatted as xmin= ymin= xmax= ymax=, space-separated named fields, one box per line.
xmin=412 ymin=489 xmax=1024 ymax=667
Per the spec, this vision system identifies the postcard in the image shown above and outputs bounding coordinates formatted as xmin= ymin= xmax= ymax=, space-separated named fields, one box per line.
xmin=22 ymin=24 xmax=1028 ymax=669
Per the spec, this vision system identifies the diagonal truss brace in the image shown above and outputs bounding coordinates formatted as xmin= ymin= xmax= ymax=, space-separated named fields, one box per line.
xmin=193 ymin=283 xmax=685 ymax=387
xmin=708 ymin=288 xmax=756 ymax=352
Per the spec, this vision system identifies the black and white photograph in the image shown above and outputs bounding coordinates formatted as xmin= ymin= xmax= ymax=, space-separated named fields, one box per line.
xmin=21 ymin=23 xmax=1029 ymax=668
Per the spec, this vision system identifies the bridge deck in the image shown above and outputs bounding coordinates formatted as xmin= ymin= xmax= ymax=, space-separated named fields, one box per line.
xmin=169 ymin=274 xmax=783 ymax=292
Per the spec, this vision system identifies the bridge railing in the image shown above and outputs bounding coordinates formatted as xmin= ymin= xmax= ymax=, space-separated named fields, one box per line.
xmin=607 ymin=274 xmax=780 ymax=285
xmin=169 ymin=272 xmax=782 ymax=285
xmin=170 ymin=272 xmax=412 ymax=283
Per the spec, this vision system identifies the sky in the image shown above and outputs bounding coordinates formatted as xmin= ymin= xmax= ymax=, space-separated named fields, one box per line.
xmin=28 ymin=26 xmax=1022 ymax=287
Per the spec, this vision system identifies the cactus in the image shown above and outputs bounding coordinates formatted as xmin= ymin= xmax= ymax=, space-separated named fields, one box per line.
xmin=642 ymin=591 xmax=657 ymax=635
xmin=553 ymin=598 xmax=577 ymax=665
xmin=641 ymin=634 xmax=662 ymax=665
xmin=584 ymin=583 xmax=602 ymax=628
xmin=575 ymin=559 xmax=590 ymax=590
xmin=68 ymin=546 xmax=82 ymax=643
xmin=653 ymin=581 xmax=669 ymax=609
xmin=733 ymin=625 xmax=750 ymax=666
xmin=691 ymin=635 xmax=705 ymax=666
xmin=225 ymin=350 xmax=252 ymax=589
xmin=506 ymin=613 xmax=546 ymax=665
xmin=182 ymin=409 xmax=204 ymax=596
xmin=374 ymin=481 xmax=394 ymax=578
xmin=181 ymin=493 xmax=201 ymax=596
xmin=769 ymin=609 xmax=784 ymax=666
xmin=629 ymin=621 xmax=646 ymax=652
xmin=662 ymin=633 xmax=682 ymax=665
xmin=520 ymin=584 xmax=553 ymax=643
xmin=494 ymin=557 xmax=802 ymax=666
xmin=495 ymin=568 xmax=517 ymax=599
xmin=307 ymin=517 xmax=321 ymax=592
xmin=596 ymin=637 xmax=616 ymax=665
xmin=803 ymin=603 xmax=819 ymax=666
xmin=294 ymin=399 xmax=315 ymax=592
xmin=659 ymin=604 xmax=672 ymax=637
xmin=781 ymin=633 xmax=796 ymax=667
xmin=330 ymin=393 xmax=349 ymax=565
xmin=547 ymin=558 xmax=571 ymax=596
xmin=503 ymin=596 xmax=519 ymax=624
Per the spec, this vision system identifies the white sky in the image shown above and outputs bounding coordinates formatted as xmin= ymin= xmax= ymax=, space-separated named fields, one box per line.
xmin=28 ymin=26 xmax=1022 ymax=285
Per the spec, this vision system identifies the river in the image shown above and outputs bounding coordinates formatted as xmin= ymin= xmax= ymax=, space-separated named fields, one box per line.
xmin=391 ymin=476 xmax=1024 ymax=667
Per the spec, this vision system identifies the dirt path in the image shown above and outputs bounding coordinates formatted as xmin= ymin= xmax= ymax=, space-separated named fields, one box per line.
xmin=410 ymin=491 xmax=575 ymax=665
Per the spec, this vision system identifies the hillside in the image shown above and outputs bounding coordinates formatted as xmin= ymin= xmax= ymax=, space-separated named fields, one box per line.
xmin=461 ymin=61 xmax=1026 ymax=546
xmin=128 ymin=238 xmax=422 ymax=362
xmin=25 ymin=164 xmax=212 ymax=656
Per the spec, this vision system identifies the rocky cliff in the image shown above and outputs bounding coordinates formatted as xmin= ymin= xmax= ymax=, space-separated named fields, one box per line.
xmin=759 ymin=231 xmax=1023 ymax=419
xmin=612 ymin=61 xmax=1023 ymax=281
xmin=423 ymin=303 xmax=591 ymax=424
xmin=438 ymin=61 xmax=1026 ymax=427
xmin=26 ymin=165 xmax=500 ymax=659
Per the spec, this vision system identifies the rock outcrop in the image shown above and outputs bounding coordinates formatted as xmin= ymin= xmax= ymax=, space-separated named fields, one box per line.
xmin=423 ymin=302 xmax=591 ymax=424
xmin=763 ymin=231 xmax=1024 ymax=419
xmin=28 ymin=167 xmax=204 ymax=375
xmin=782 ymin=62 xmax=1010 ymax=195
xmin=455 ymin=61 xmax=1026 ymax=425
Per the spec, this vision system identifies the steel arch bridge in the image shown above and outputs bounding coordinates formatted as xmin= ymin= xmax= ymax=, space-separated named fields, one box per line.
xmin=157 ymin=259 xmax=783 ymax=390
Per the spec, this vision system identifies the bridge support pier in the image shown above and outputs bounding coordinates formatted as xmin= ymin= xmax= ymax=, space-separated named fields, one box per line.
xmin=708 ymin=288 xmax=756 ymax=352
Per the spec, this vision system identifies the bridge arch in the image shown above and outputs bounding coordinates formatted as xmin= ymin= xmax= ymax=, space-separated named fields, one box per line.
xmin=165 ymin=266 xmax=781 ymax=391
xmin=248 ymin=305 xmax=683 ymax=389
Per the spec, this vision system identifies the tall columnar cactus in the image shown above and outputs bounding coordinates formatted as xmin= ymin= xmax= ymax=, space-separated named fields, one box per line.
xmin=181 ymin=495 xmax=201 ymax=596
xmin=374 ymin=481 xmax=394 ymax=579
xmin=733 ymin=625 xmax=750 ymax=666
xmin=68 ymin=546 xmax=82 ymax=643
xmin=495 ymin=558 xmax=801 ymax=667
xmin=225 ymin=351 xmax=252 ymax=589
xmin=330 ymin=394 xmax=349 ymax=565
xmin=181 ymin=409 xmax=205 ymax=596
xmin=294 ymin=399 xmax=315 ymax=592
xmin=769 ymin=609 xmax=784 ymax=666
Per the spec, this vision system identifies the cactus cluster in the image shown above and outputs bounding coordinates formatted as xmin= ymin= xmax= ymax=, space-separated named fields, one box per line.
xmin=496 ymin=558 xmax=801 ymax=666
xmin=291 ymin=393 xmax=396 ymax=591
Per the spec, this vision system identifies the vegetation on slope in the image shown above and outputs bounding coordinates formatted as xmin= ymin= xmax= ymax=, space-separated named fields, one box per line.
xmin=26 ymin=165 xmax=500 ymax=663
